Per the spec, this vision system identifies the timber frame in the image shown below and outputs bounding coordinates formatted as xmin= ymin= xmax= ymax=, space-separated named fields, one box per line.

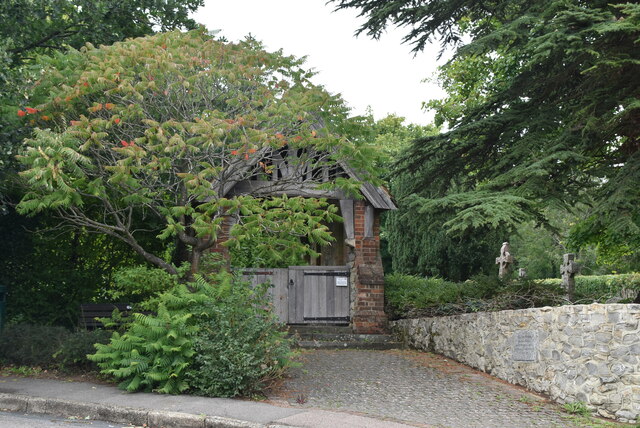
xmin=211 ymin=145 xmax=396 ymax=334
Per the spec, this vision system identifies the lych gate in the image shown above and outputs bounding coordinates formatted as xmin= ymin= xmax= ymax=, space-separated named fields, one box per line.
xmin=210 ymin=145 xmax=396 ymax=334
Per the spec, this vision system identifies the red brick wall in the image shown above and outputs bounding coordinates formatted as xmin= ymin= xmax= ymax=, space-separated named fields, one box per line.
xmin=351 ymin=200 xmax=387 ymax=334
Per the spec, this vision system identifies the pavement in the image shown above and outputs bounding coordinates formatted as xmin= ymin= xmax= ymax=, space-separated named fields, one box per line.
xmin=0 ymin=349 xmax=595 ymax=428
xmin=0 ymin=375 xmax=409 ymax=428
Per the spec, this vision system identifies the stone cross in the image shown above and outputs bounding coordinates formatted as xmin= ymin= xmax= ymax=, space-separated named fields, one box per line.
xmin=496 ymin=242 xmax=514 ymax=278
xmin=560 ymin=253 xmax=579 ymax=301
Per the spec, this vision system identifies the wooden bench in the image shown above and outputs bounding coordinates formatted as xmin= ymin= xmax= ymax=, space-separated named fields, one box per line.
xmin=79 ymin=303 xmax=132 ymax=329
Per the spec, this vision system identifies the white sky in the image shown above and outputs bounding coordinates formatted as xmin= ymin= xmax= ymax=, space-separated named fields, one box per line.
xmin=191 ymin=0 xmax=447 ymax=125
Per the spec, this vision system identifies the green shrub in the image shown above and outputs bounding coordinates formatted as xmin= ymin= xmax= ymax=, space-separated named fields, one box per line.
xmin=540 ymin=273 xmax=640 ymax=303
xmin=385 ymin=273 xmax=564 ymax=319
xmin=0 ymin=324 xmax=69 ymax=367
xmin=186 ymin=278 xmax=293 ymax=398
xmin=385 ymin=274 xmax=499 ymax=318
xmin=89 ymin=271 xmax=293 ymax=397
xmin=53 ymin=329 xmax=111 ymax=372
xmin=386 ymin=272 xmax=638 ymax=319
xmin=0 ymin=324 xmax=110 ymax=371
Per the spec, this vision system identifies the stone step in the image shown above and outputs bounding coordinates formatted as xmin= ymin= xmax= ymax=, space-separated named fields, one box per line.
xmin=288 ymin=324 xmax=352 ymax=335
xmin=295 ymin=339 xmax=402 ymax=350
xmin=288 ymin=326 xmax=401 ymax=350
xmin=294 ymin=333 xmax=392 ymax=342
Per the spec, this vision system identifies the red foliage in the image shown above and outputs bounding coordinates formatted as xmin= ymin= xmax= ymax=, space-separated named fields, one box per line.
xmin=17 ymin=110 xmax=26 ymax=117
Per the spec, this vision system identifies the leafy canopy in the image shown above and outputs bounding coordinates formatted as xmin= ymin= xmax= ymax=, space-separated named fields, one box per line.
xmin=17 ymin=29 xmax=372 ymax=274
xmin=0 ymin=0 xmax=203 ymax=64
xmin=332 ymin=0 xmax=640 ymax=256
xmin=0 ymin=0 xmax=203 ymax=178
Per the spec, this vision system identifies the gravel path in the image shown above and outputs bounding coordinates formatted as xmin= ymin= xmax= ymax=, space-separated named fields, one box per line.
xmin=268 ymin=349 xmax=581 ymax=428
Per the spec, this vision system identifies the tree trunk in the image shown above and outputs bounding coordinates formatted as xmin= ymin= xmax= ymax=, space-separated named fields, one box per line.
xmin=172 ymin=237 xmax=190 ymax=267
xmin=189 ymin=248 xmax=202 ymax=280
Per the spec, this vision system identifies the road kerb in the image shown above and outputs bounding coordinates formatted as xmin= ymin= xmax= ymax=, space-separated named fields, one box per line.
xmin=0 ymin=393 xmax=288 ymax=428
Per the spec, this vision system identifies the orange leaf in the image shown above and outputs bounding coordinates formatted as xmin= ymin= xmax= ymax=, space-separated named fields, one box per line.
xmin=231 ymin=150 xmax=238 ymax=156
xmin=120 ymin=140 xmax=128 ymax=147
xmin=248 ymin=148 xmax=257 ymax=154
xmin=114 ymin=118 xmax=121 ymax=124
xmin=105 ymin=103 xmax=115 ymax=110
xmin=41 ymin=115 xmax=50 ymax=121
xmin=17 ymin=110 xmax=26 ymax=117
xmin=25 ymin=107 xmax=39 ymax=114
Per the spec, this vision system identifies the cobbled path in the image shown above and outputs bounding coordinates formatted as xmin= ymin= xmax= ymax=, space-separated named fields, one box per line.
xmin=268 ymin=349 xmax=582 ymax=428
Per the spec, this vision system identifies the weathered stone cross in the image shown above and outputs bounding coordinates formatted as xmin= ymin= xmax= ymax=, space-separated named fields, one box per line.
xmin=495 ymin=242 xmax=514 ymax=278
xmin=560 ymin=253 xmax=579 ymax=302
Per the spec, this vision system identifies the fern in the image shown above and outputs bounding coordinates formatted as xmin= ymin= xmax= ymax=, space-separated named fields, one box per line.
xmin=88 ymin=300 xmax=197 ymax=394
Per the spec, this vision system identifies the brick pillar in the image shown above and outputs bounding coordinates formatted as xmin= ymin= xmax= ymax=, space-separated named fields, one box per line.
xmin=351 ymin=200 xmax=387 ymax=334
xmin=210 ymin=216 xmax=233 ymax=267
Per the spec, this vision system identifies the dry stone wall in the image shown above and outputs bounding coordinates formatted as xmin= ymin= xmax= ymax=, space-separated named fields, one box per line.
xmin=391 ymin=304 xmax=640 ymax=422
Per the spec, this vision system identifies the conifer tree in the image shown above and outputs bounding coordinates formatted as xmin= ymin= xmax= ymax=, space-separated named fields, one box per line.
xmin=333 ymin=0 xmax=640 ymax=256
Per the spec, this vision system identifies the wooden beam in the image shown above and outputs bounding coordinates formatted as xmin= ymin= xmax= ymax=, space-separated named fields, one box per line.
xmin=364 ymin=204 xmax=374 ymax=238
xmin=229 ymin=180 xmax=346 ymax=199
xmin=339 ymin=199 xmax=355 ymax=239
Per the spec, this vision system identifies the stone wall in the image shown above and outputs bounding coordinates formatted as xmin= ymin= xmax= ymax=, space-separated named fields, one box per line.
xmin=391 ymin=304 xmax=640 ymax=422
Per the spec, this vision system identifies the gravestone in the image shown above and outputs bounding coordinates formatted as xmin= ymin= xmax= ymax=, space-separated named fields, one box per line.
xmin=560 ymin=253 xmax=579 ymax=302
xmin=495 ymin=242 xmax=514 ymax=278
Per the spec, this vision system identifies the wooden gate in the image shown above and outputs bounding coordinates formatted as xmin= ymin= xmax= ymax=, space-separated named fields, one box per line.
xmin=241 ymin=266 xmax=350 ymax=324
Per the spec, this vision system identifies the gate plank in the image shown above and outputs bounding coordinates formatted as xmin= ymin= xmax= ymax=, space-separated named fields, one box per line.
xmin=326 ymin=275 xmax=335 ymax=319
xmin=336 ymin=278 xmax=349 ymax=318
xmin=294 ymin=268 xmax=305 ymax=323
xmin=239 ymin=268 xmax=289 ymax=324
xmin=273 ymin=268 xmax=288 ymax=323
